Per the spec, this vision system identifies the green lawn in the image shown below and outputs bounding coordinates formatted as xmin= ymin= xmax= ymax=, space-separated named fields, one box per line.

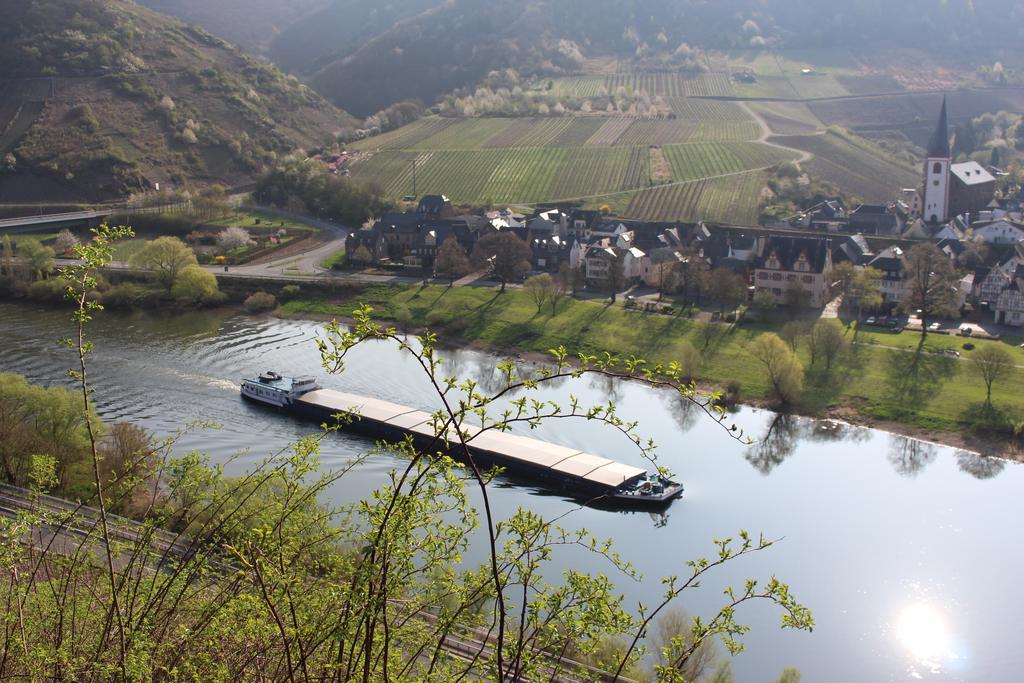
xmin=320 ymin=247 xmax=346 ymax=270
xmin=206 ymin=208 xmax=320 ymax=233
xmin=280 ymin=285 xmax=1024 ymax=437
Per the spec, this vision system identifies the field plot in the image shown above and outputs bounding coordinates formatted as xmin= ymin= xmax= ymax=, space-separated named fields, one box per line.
xmin=624 ymin=179 xmax=707 ymax=221
xmin=732 ymin=75 xmax=799 ymax=99
xmin=809 ymin=90 xmax=1024 ymax=132
xmin=348 ymin=118 xmax=454 ymax=151
xmin=682 ymin=73 xmax=734 ymax=97
xmin=785 ymin=74 xmax=850 ymax=99
xmin=605 ymin=72 xmax=686 ymax=97
xmin=667 ymin=98 xmax=751 ymax=122
xmin=548 ymin=147 xmax=648 ymax=200
xmin=404 ymin=118 xmax=515 ymax=150
xmin=585 ymin=118 xmax=634 ymax=145
xmin=747 ymin=101 xmax=823 ymax=135
xmin=808 ymin=95 xmax=925 ymax=129
xmin=775 ymin=131 xmax=920 ymax=202
xmin=481 ymin=118 xmax=574 ymax=148
xmin=622 ymin=170 xmax=767 ymax=223
xmin=0 ymin=101 xmax=45 ymax=154
xmin=835 ymin=74 xmax=905 ymax=95
xmin=547 ymin=118 xmax=606 ymax=147
xmin=697 ymin=171 xmax=767 ymax=224
xmin=614 ymin=120 xmax=695 ymax=145
xmin=480 ymin=148 xmax=567 ymax=204
xmin=661 ymin=142 xmax=797 ymax=182
xmin=544 ymin=76 xmax=607 ymax=98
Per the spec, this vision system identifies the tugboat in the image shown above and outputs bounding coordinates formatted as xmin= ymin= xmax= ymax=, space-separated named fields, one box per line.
xmin=241 ymin=371 xmax=321 ymax=408
xmin=240 ymin=372 xmax=683 ymax=509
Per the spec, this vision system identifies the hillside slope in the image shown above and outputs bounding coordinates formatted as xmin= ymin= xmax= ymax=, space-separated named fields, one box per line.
xmin=140 ymin=0 xmax=330 ymax=54
xmin=269 ymin=0 xmax=1023 ymax=117
xmin=0 ymin=0 xmax=356 ymax=202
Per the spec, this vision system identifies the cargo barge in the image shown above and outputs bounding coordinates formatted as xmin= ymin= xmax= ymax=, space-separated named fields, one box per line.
xmin=241 ymin=372 xmax=683 ymax=509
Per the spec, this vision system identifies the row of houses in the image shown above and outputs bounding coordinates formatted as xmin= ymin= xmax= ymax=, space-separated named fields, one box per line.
xmin=346 ymin=194 xmax=1024 ymax=327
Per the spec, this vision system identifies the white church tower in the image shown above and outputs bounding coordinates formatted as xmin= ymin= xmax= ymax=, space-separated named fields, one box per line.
xmin=922 ymin=97 xmax=951 ymax=225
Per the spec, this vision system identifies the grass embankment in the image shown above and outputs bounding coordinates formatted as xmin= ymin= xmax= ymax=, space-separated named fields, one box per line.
xmin=280 ymin=284 xmax=1024 ymax=445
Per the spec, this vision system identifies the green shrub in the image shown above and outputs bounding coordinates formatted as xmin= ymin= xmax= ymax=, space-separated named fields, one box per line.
xmin=279 ymin=285 xmax=301 ymax=301
xmin=725 ymin=380 xmax=742 ymax=404
xmin=26 ymin=278 xmax=70 ymax=304
xmin=244 ymin=291 xmax=277 ymax=313
xmin=102 ymin=282 xmax=143 ymax=308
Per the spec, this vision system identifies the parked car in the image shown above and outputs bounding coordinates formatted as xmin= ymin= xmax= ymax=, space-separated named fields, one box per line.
xmin=864 ymin=316 xmax=876 ymax=325
xmin=927 ymin=322 xmax=942 ymax=332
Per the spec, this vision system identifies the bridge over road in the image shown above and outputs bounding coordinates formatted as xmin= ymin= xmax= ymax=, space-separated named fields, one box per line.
xmin=0 ymin=209 xmax=112 ymax=234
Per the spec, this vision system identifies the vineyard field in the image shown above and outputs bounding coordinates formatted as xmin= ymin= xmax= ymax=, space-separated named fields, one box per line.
xmin=585 ymin=118 xmax=634 ymax=145
xmin=348 ymin=118 xmax=454 ymax=151
xmin=774 ymin=130 xmax=920 ymax=202
xmin=548 ymin=147 xmax=648 ymax=200
xmin=747 ymin=101 xmax=822 ymax=135
xmin=348 ymin=141 xmax=791 ymax=206
xmin=785 ymin=74 xmax=850 ymax=99
xmin=661 ymin=142 xmax=797 ymax=182
xmin=623 ymin=170 xmax=767 ymax=223
xmin=666 ymin=98 xmax=750 ymax=122
xmin=681 ymin=73 xmax=734 ymax=97
xmin=604 ymin=72 xmax=687 ymax=97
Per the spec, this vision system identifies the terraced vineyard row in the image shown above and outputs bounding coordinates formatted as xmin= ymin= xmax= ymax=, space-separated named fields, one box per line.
xmin=682 ymin=73 xmax=734 ymax=97
xmin=349 ymin=140 xmax=796 ymax=206
xmin=481 ymin=118 xmax=574 ymax=148
xmin=604 ymin=73 xmax=687 ymax=97
xmin=771 ymin=130 xmax=919 ymax=202
xmin=625 ymin=179 xmax=707 ymax=221
xmin=623 ymin=171 xmax=766 ymax=223
xmin=548 ymin=147 xmax=648 ymax=200
xmin=661 ymin=142 xmax=796 ymax=182
xmin=666 ymin=98 xmax=751 ymax=121
xmin=348 ymin=118 xmax=454 ymax=151
xmin=585 ymin=118 xmax=634 ymax=145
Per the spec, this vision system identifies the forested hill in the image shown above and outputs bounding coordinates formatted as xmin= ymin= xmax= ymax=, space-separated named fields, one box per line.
xmin=262 ymin=0 xmax=1023 ymax=117
xmin=0 ymin=0 xmax=357 ymax=202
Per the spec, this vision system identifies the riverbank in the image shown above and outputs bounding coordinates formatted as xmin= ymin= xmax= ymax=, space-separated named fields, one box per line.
xmin=278 ymin=283 xmax=1024 ymax=459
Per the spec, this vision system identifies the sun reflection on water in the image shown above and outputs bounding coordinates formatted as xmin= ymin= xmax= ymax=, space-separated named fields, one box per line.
xmin=897 ymin=603 xmax=949 ymax=674
xmin=894 ymin=600 xmax=971 ymax=679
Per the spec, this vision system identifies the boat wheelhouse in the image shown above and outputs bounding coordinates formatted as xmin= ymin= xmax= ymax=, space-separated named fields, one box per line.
xmin=241 ymin=371 xmax=321 ymax=408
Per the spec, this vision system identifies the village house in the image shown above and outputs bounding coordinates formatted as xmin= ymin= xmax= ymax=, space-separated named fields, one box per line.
xmin=972 ymin=219 xmax=1024 ymax=245
xmin=867 ymin=245 xmax=909 ymax=306
xmin=849 ymin=203 xmax=903 ymax=236
xmin=753 ymin=236 xmax=833 ymax=308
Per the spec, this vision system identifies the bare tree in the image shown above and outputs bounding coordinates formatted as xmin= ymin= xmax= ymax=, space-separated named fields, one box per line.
xmin=750 ymin=333 xmax=804 ymax=405
xmin=810 ymin=319 xmax=847 ymax=369
xmin=971 ymin=345 xmax=1013 ymax=405
xmin=434 ymin=236 xmax=470 ymax=285
xmin=901 ymin=243 xmax=959 ymax=340
xmin=471 ymin=232 xmax=532 ymax=292
xmin=524 ymin=273 xmax=555 ymax=313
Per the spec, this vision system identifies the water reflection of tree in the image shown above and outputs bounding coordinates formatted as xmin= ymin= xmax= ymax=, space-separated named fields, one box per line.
xmin=955 ymin=450 xmax=1006 ymax=480
xmin=802 ymin=419 xmax=870 ymax=445
xmin=745 ymin=413 xmax=800 ymax=475
xmin=663 ymin=392 xmax=699 ymax=433
xmin=588 ymin=372 xmax=624 ymax=405
xmin=887 ymin=435 xmax=937 ymax=477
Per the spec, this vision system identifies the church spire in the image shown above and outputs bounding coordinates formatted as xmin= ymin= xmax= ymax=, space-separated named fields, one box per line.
xmin=927 ymin=97 xmax=951 ymax=158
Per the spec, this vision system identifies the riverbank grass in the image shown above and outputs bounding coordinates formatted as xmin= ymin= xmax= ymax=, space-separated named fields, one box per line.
xmin=280 ymin=284 xmax=1024 ymax=437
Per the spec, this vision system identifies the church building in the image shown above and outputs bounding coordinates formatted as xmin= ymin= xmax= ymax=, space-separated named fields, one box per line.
xmin=922 ymin=98 xmax=996 ymax=225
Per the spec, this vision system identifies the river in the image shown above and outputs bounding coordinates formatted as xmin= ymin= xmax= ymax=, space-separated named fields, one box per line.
xmin=1 ymin=301 xmax=1020 ymax=682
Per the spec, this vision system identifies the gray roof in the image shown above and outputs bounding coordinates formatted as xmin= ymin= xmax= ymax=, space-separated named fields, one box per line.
xmin=950 ymin=161 xmax=995 ymax=187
